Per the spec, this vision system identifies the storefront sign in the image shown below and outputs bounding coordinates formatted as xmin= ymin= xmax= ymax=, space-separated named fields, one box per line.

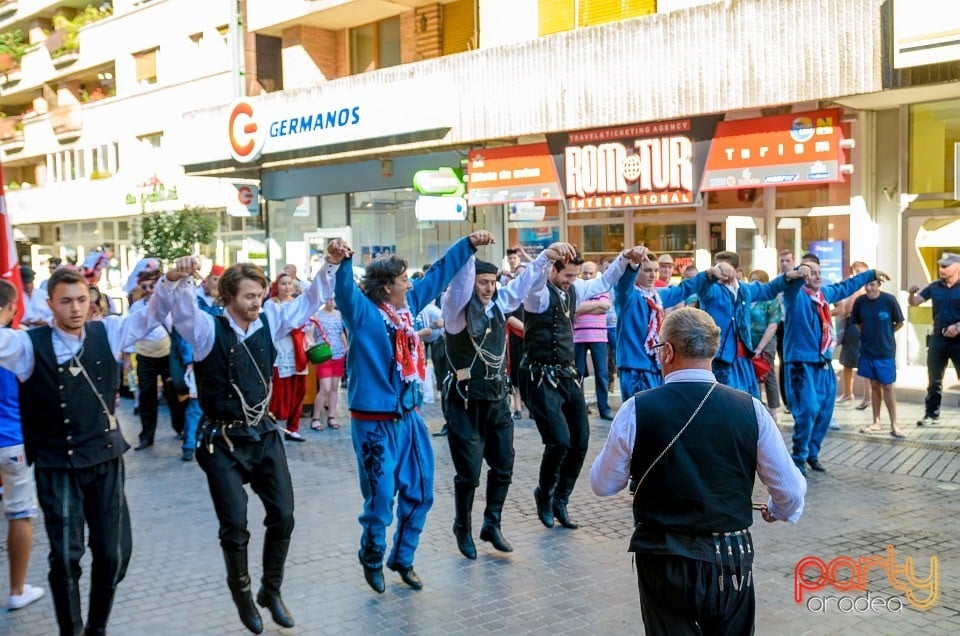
xmin=563 ymin=120 xmax=694 ymax=210
xmin=466 ymin=143 xmax=563 ymax=206
xmin=227 ymin=183 xmax=259 ymax=217
xmin=809 ymin=240 xmax=844 ymax=284
xmin=415 ymin=196 xmax=467 ymax=221
xmin=508 ymin=202 xmax=546 ymax=222
xmin=221 ymin=81 xmax=453 ymax=165
xmin=701 ymin=109 xmax=846 ymax=191
xmin=893 ymin=0 xmax=960 ymax=68
xmin=412 ymin=168 xmax=465 ymax=197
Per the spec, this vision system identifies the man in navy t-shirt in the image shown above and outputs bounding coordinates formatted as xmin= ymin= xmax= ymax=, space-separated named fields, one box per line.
xmin=852 ymin=280 xmax=904 ymax=438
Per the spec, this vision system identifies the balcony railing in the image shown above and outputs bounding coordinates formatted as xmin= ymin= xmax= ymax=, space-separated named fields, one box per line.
xmin=49 ymin=104 xmax=82 ymax=141
xmin=0 ymin=115 xmax=22 ymax=141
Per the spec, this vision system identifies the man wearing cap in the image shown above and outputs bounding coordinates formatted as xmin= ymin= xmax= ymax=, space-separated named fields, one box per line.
xmin=908 ymin=252 xmax=960 ymax=427
xmin=440 ymin=243 xmax=572 ymax=560
xmin=19 ymin=266 xmax=53 ymax=328
xmin=655 ymin=254 xmax=673 ymax=288
xmin=198 ymin=265 xmax=225 ymax=316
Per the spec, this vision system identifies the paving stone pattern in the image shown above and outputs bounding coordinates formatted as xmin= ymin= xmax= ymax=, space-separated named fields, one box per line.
xmin=0 ymin=395 xmax=958 ymax=635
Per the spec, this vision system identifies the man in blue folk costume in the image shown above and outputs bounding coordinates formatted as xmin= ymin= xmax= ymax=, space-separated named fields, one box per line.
xmin=691 ymin=251 xmax=783 ymax=398
xmin=770 ymin=258 xmax=885 ymax=475
xmin=614 ymin=250 xmax=720 ymax=400
xmin=325 ymin=231 xmax=495 ymax=593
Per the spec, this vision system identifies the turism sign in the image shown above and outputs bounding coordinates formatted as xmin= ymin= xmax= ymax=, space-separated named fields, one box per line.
xmin=563 ymin=120 xmax=694 ymax=210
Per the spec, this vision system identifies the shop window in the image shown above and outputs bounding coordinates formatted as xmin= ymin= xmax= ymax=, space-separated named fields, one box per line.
xmin=633 ymin=221 xmax=698 ymax=276
xmin=134 ymin=47 xmax=158 ymax=86
xmin=567 ymin=223 xmax=624 ymax=264
xmin=705 ymin=188 xmax=767 ymax=211
xmin=774 ymin=181 xmax=851 ymax=210
xmin=350 ymin=17 xmax=401 ymax=74
xmin=909 ymin=99 xmax=960 ymax=195
xmin=775 ymin=214 xmax=850 ymax=277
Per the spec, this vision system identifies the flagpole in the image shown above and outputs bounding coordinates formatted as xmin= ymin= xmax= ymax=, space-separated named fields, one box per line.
xmin=0 ymin=160 xmax=25 ymax=328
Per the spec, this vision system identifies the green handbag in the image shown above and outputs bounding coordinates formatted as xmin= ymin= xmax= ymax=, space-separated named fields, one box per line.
xmin=306 ymin=341 xmax=333 ymax=364
xmin=307 ymin=317 xmax=334 ymax=364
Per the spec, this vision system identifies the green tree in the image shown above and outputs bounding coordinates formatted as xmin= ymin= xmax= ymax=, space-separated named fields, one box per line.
xmin=134 ymin=207 xmax=216 ymax=266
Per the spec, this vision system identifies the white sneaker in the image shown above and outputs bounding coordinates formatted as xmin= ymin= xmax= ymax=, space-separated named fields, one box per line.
xmin=829 ymin=418 xmax=840 ymax=430
xmin=917 ymin=416 xmax=939 ymax=427
xmin=8 ymin=584 xmax=44 ymax=610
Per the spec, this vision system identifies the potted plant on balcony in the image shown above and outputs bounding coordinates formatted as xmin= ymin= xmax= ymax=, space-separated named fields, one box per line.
xmin=48 ymin=5 xmax=113 ymax=61
xmin=0 ymin=29 xmax=27 ymax=78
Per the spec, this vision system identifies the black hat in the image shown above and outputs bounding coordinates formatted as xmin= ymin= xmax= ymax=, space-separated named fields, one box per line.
xmin=19 ymin=265 xmax=35 ymax=283
xmin=476 ymin=260 xmax=499 ymax=275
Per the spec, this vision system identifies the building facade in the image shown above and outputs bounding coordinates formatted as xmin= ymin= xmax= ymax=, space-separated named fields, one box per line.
xmin=0 ymin=0 xmax=255 ymax=296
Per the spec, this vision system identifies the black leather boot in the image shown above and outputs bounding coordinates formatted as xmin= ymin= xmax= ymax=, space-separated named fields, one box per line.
xmin=84 ymin=585 xmax=117 ymax=636
xmin=453 ymin=485 xmax=477 ymax=559
xmin=479 ymin=478 xmax=513 ymax=552
xmin=224 ymin=549 xmax=264 ymax=634
xmin=256 ymin=538 xmax=294 ymax=628
xmin=533 ymin=486 xmax=554 ymax=528
xmin=49 ymin=573 xmax=84 ymax=636
xmin=552 ymin=479 xmax=579 ymax=529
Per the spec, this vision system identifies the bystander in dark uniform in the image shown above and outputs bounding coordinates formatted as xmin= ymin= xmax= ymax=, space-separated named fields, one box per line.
xmin=908 ymin=252 xmax=960 ymax=427
xmin=441 ymin=246 xmax=570 ymax=559
xmin=590 ymin=308 xmax=806 ymax=635
xmin=0 ymin=268 xmax=167 ymax=636
xmin=155 ymin=257 xmax=331 ymax=634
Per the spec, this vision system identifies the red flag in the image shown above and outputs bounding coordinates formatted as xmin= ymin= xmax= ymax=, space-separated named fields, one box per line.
xmin=0 ymin=162 xmax=24 ymax=328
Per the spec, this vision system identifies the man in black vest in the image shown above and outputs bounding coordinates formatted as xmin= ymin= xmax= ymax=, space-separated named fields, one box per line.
xmin=441 ymin=243 xmax=573 ymax=558
xmin=522 ymin=245 xmax=645 ymax=530
xmin=0 ymin=267 xmax=170 ymax=636
xmin=157 ymin=258 xmax=331 ymax=634
xmin=590 ymin=307 xmax=806 ymax=634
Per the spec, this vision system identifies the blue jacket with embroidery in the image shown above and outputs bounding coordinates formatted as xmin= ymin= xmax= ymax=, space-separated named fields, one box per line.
xmin=770 ymin=269 xmax=877 ymax=363
xmin=694 ymin=278 xmax=779 ymax=365
xmin=336 ymin=237 xmax=476 ymax=415
xmin=615 ymin=268 xmax=707 ymax=372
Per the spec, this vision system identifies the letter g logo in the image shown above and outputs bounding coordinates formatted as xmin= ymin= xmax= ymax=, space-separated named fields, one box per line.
xmin=228 ymin=101 xmax=266 ymax=163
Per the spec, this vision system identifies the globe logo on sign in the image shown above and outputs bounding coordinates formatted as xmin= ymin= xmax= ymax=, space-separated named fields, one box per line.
xmin=790 ymin=116 xmax=815 ymax=143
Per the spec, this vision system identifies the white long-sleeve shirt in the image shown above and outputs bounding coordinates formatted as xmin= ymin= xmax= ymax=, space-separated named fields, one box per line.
xmin=590 ymin=368 xmax=806 ymax=523
xmin=442 ymin=251 xmax=553 ymax=334
xmin=21 ymin=288 xmax=53 ymax=325
xmin=151 ymin=267 xmax=334 ymax=361
xmin=0 ymin=308 xmax=169 ymax=382
xmin=522 ymin=253 xmax=629 ymax=314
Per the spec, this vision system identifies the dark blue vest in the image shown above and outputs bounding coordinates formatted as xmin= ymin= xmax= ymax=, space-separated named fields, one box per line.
xmin=20 ymin=322 xmax=125 ymax=468
xmin=522 ymin=284 xmax=577 ymax=366
xmin=445 ymin=303 xmax=508 ymax=401
xmin=194 ymin=314 xmax=277 ymax=433
xmin=630 ymin=381 xmax=757 ymax=552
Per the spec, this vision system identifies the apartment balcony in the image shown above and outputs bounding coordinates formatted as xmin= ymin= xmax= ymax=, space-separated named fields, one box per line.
xmin=247 ymin=0 xmax=455 ymax=33
xmin=48 ymin=103 xmax=81 ymax=141
xmin=0 ymin=114 xmax=24 ymax=152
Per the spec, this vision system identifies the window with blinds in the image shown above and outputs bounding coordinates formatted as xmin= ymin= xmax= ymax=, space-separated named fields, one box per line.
xmin=443 ymin=0 xmax=476 ymax=55
xmin=539 ymin=0 xmax=576 ymax=36
xmin=539 ymin=0 xmax=657 ymax=35
xmin=134 ymin=48 xmax=158 ymax=85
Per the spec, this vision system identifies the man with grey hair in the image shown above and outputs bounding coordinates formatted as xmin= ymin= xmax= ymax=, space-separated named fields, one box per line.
xmin=590 ymin=307 xmax=805 ymax=635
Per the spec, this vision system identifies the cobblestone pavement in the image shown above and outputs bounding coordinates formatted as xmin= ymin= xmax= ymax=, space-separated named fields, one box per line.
xmin=1 ymin=392 xmax=958 ymax=635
